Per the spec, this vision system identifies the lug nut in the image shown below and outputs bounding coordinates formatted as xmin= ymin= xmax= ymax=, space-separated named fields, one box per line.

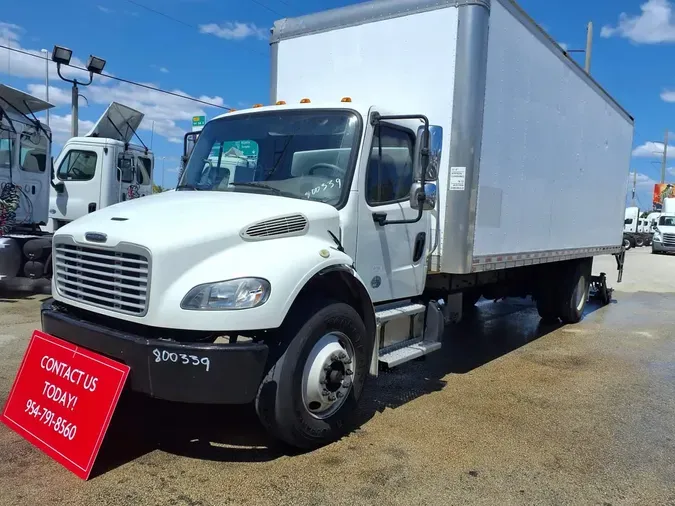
xmin=322 ymin=389 xmax=330 ymax=396
xmin=328 ymin=394 xmax=336 ymax=401
xmin=346 ymin=369 xmax=353 ymax=376
xmin=336 ymin=391 xmax=343 ymax=398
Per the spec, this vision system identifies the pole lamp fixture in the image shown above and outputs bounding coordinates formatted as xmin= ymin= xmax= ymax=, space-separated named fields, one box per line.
xmin=51 ymin=45 xmax=107 ymax=138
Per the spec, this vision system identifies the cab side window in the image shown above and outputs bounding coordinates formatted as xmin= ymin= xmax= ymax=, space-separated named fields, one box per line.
xmin=137 ymin=156 xmax=153 ymax=185
xmin=20 ymin=130 xmax=49 ymax=173
xmin=57 ymin=150 xmax=98 ymax=181
xmin=366 ymin=125 xmax=415 ymax=206
xmin=0 ymin=130 xmax=12 ymax=170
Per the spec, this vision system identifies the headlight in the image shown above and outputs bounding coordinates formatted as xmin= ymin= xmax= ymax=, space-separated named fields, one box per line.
xmin=654 ymin=230 xmax=662 ymax=241
xmin=181 ymin=277 xmax=271 ymax=310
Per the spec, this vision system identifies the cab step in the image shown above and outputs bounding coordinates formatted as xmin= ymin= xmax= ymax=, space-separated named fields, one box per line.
xmin=370 ymin=300 xmax=445 ymax=375
xmin=378 ymin=338 xmax=442 ymax=367
xmin=375 ymin=303 xmax=426 ymax=324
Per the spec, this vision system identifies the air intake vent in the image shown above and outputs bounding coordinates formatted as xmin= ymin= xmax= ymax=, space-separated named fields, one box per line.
xmin=242 ymin=214 xmax=308 ymax=240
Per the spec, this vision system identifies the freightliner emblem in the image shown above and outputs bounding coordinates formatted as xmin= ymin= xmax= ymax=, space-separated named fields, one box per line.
xmin=85 ymin=232 xmax=108 ymax=243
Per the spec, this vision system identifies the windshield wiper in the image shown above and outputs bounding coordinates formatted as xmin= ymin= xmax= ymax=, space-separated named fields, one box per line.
xmin=230 ymin=182 xmax=285 ymax=195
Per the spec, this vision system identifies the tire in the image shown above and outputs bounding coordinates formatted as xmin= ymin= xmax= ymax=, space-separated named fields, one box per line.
xmin=635 ymin=236 xmax=645 ymax=247
xmin=255 ymin=299 xmax=371 ymax=450
xmin=623 ymin=237 xmax=631 ymax=250
xmin=557 ymin=260 xmax=591 ymax=324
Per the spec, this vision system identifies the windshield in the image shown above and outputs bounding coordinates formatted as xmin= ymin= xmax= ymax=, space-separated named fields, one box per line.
xmin=659 ymin=215 xmax=675 ymax=226
xmin=179 ymin=110 xmax=361 ymax=207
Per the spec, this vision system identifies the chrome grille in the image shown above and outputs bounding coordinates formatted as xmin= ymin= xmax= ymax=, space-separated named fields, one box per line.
xmin=663 ymin=233 xmax=675 ymax=246
xmin=242 ymin=214 xmax=308 ymax=240
xmin=54 ymin=242 xmax=149 ymax=316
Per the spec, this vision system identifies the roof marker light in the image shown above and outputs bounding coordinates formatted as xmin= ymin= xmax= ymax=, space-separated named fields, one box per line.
xmin=341 ymin=97 xmax=352 ymax=103
xmin=300 ymin=98 xmax=311 ymax=103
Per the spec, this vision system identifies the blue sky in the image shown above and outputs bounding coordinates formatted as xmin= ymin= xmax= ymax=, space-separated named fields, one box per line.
xmin=1 ymin=0 xmax=674 ymax=203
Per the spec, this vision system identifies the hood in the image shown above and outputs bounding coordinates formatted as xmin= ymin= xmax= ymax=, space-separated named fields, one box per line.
xmin=55 ymin=191 xmax=340 ymax=252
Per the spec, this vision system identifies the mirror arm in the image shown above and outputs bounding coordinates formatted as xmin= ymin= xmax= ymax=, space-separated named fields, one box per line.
xmin=370 ymin=113 xmax=431 ymax=226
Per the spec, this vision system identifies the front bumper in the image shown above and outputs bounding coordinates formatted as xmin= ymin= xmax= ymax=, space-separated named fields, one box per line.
xmin=41 ymin=299 xmax=269 ymax=404
xmin=652 ymin=240 xmax=675 ymax=253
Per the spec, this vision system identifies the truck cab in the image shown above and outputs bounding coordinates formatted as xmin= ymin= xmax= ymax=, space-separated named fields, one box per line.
xmin=652 ymin=213 xmax=675 ymax=254
xmin=47 ymin=102 xmax=153 ymax=232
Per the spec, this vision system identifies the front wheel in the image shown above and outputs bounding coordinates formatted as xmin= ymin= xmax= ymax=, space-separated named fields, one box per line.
xmin=255 ymin=300 xmax=371 ymax=450
xmin=623 ymin=237 xmax=632 ymax=250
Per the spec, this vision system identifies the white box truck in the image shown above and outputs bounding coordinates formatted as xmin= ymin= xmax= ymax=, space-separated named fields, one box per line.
xmin=39 ymin=0 xmax=633 ymax=449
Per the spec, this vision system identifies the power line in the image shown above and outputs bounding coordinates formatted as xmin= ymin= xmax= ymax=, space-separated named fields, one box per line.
xmin=0 ymin=43 xmax=231 ymax=110
xmin=123 ymin=0 xmax=280 ymax=44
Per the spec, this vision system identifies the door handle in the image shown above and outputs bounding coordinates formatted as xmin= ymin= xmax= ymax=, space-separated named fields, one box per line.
xmin=88 ymin=203 xmax=97 ymax=213
xmin=372 ymin=212 xmax=387 ymax=226
xmin=413 ymin=232 xmax=426 ymax=262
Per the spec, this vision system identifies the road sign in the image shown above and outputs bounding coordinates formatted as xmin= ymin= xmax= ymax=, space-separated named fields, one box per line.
xmin=192 ymin=116 xmax=205 ymax=127
xmin=1 ymin=330 xmax=130 ymax=480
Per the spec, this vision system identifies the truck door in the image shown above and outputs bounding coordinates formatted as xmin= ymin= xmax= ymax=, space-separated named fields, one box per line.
xmin=355 ymin=114 xmax=430 ymax=302
xmin=51 ymin=145 xmax=104 ymax=223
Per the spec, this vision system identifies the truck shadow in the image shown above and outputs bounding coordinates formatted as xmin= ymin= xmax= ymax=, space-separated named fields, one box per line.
xmin=92 ymin=296 xmax=610 ymax=475
xmin=0 ymin=279 xmax=51 ymax=300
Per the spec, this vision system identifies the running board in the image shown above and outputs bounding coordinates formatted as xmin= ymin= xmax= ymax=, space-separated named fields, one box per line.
xmin=375 ymin=303 xmax=426 ymax=324
xmin=378 ymin=339 xmax=442 ymax=367
xmin=370 ymin=301 xmax=445 ymax=375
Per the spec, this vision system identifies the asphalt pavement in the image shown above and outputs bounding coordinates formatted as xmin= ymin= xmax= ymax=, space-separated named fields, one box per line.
xmin=0 ymin=248 xmax=674 ymax=506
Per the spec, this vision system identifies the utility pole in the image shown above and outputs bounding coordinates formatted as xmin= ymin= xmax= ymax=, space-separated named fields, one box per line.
xmin=661 ymin=129 xmax=669 ymax=184
xmin=584 ymin=21 xmax=593 ymax=74
xmin=632 ymin=171 xmax=637 ymax=206
xmin=40 ymin=49 xmax=50 ymax=126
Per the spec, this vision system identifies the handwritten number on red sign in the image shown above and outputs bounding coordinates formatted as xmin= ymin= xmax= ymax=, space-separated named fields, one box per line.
xmin=1 ymin=330 xmax=129 ymax=480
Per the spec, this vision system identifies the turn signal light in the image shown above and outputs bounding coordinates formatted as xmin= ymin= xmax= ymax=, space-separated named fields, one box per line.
xmin=300 ymin=98 xmax=311 ymax=103
xmin=276 ymin=100 xmax=286 ymax=105
xmin=341 ymin=97 xmax=352 ymax=102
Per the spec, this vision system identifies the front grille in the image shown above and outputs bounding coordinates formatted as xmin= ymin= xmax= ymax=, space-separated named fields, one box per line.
xmin=54 ymin=242 xmax=150 ymax=316
xmin=663 ymin=233 xmax=675 ymax=246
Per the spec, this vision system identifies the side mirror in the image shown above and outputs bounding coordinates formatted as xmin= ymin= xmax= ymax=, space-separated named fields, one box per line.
xmin=413 ymin=125 xmax=443 ymax=182
xmin=410 ymin=182 xmax=437 ymax=210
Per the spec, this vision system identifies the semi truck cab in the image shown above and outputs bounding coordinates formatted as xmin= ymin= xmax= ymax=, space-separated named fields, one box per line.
xmin=47 ymin=102 xmax=154 ymax=232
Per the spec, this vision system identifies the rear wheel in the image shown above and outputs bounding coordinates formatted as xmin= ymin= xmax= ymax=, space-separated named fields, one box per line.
xmin=635 ymin=236 xmax=645 ymax=247
xmin=557 ymin=260 xmax=591 ymax=324
xmin=255 ymin=299 xmax=371 ymax=450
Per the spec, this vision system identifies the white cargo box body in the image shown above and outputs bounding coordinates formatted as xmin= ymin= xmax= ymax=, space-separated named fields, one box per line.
xmin=271 ymin=0 xmax=634 ymax=275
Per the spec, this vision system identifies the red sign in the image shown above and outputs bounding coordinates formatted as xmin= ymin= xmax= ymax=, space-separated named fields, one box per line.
xmin=1 ymin=330 xmax=129 ymax=480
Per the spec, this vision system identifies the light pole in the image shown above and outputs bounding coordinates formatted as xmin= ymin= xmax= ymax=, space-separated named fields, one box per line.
xmin=159 ymin=156 xmax=166 ymax=190
xmin=40 ymin=49 xmax=50 ymax=126
xmin=51 ymin=45 xmax=106 ymax=138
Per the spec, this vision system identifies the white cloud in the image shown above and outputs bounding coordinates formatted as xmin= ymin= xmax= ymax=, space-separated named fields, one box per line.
xmin=97 ymin=5 xmax=114 ymax=14
xmin=558 ymin=42 xmax=569 ymax=51
xmin=661 ymin=89 xmax=675 ymax=102
xmin=199 ymin=22 xmax=267 ymax=40
xmin=0 ymin=21 xmax=91 ymax=82
xmin=46 ymin=114 xmax=96 ymax=145
xmin=632 ymin=141 xmax=675 ymax=158
xmin=159 ymin=67 xmax=169 ymax=74
xmin=2 ymin=20 xmax=228 ymax=145
xmin=629 ymin=171 xmax=657 ymax=186
xmin=0 ymin=22 xmax=21 ymax=42
xmin=601 ymin=0 xmax=675 ymax=43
